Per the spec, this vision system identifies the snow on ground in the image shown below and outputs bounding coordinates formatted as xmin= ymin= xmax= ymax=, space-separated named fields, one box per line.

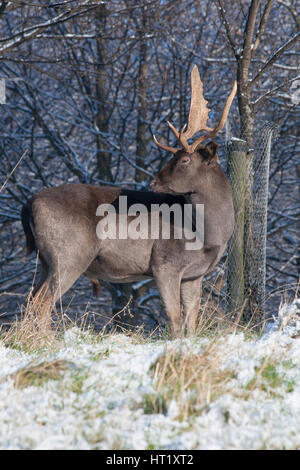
xmin=0 ymin=300 xmax=300 ymax=450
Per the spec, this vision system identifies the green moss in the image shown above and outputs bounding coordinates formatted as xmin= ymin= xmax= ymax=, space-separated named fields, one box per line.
xmin=261 ymin=363 xmax=282 ymax=389
xmin=147 ymin=443 xmax=156 ymax=450
xmin=69 ymin=369 xmax=89 ymax=394
xmin=245 ymin=360 xmax=296 ymax=395
xmin=286 ymin=379 xmax=295 ymax=393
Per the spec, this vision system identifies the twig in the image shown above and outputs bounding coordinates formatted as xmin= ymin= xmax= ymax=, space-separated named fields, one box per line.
xmin=0 ymin=149 xmax=28 ymax=193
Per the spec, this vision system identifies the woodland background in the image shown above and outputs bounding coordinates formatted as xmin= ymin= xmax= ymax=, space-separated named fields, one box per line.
xmin=0 ymin=0 xmax=298 ymax=329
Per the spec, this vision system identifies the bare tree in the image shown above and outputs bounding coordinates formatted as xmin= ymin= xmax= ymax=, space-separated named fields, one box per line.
xmin=0 ymin=0 xmax=298 ymax=327
xmin=213 ymin=0 xmax=299 ymax=320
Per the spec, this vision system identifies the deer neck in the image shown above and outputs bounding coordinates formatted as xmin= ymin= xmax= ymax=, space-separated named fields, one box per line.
xmin=184 ymin=166 xmax=219 ymax=206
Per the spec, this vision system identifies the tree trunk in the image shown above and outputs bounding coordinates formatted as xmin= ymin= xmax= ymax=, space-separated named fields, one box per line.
xmin=226 ymin=139 xmax=248 ymax=315
xmin=95 ymin=3 xmax=112 ymax=181
xmin=237 ymin=60 xmax=263 ymax=323
xmin=135 ymin=28 xmax=148 ymax=182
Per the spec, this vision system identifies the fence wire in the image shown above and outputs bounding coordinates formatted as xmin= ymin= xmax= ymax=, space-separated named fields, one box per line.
xmin=225 ymin=120 xmax=279 ymax=323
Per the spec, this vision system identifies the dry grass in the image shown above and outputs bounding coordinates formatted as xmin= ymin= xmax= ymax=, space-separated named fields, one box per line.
xmin=0 ymin=255 xmax=264 ymax=365
xmin=2 ymin=315 xmax=57 ymax=353
xmin=1 ymin=299 xmax=58 ymax=353
xmin=148 ymin=338 xmax=235 ymax=420
xmin=0 ymin=277 xmax=103 ymax=353
xmin=12 ymin=359 xmax=72 ymax=389
xmin=0 ymin=275 xmax=254 ymax=354
xmin=142 ymin=290 xmax=270 ymax=421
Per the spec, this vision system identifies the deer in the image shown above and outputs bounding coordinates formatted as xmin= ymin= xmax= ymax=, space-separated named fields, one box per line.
xmin=21 ymin=65 xmax=236 ymax=336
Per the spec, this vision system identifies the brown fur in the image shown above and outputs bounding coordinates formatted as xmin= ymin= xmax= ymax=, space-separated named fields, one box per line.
xmin=21 ymin=142 xmax=234 ymax=335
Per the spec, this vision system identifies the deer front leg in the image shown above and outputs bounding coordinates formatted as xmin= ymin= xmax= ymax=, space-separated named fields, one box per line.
xmin=180 ymin=277 xmax=202 ymax=334
xmin=153 ymin=268 xmax=182 ymax=336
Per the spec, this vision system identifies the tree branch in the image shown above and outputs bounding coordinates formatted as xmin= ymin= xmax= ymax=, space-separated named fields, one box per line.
xmin=213 ymin=0 xmax=238 ymax=58
xmin=0 ymin=1 xmax=8 ymax=17
xmin=252 ymin=74 xmax=300 ymax=107
xmin=240 ymin=0 xmax=260 ymax=81
xmin=252 ymin=0 xmax=275 ymax=55
xmin=0 ymin=1 xmax=99 ymax=56
xmin=277 ymin=0 xmax=300 ymax=29
xmin=249 ymin=31 xmax=300 ymax=88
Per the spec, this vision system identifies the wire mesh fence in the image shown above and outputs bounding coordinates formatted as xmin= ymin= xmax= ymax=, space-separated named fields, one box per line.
xmin=225 ymin=120 xmax=279 ymax=324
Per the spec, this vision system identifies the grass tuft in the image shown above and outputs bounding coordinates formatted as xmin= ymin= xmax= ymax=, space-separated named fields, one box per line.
xmin=149 ymin=340 xmax=235 ymax=420
xmin=1 ymin=310 xmax=58 ymax=353
xmin=12 ymin=360 xmax=72 ymax=389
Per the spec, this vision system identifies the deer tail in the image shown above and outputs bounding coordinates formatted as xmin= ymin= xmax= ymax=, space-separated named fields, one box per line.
xmin=21 ymin=201 xmax=36 ymax=255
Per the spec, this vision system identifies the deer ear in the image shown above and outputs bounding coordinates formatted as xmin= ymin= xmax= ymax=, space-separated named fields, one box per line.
xmin=203 ymin=141 xmax=219 ymax=164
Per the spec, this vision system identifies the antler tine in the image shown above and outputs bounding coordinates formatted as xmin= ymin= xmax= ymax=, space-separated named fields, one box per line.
xmin=190 ymin=80 xmax=237 ymax=152
xmin=182 ymin=65 xmax=213 ymax=141
xmin=167 ymin=121 xmax=179 ymax=139
xmin=153 ymin=134 xmax=178 ymax=154
xmin=178 ymin=124 xmax=192 ymax=153
xmin=167 ymin=121 xmax=191 ymax=153
xmin=209 ymin=80 xmax=237 ymax=135
xmin=153 ymin=120 xmax=189 ymax=154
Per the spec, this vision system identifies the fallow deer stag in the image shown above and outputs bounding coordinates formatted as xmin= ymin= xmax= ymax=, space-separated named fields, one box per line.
xmin=21 ymin=65 xmax=236 ymax=335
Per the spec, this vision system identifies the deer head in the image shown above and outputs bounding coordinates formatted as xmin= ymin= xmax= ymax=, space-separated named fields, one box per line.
xmin=151 ymin=66 xmax=236 ymax=194
xmin=153 ymin=65 xmax=237 ymax=154
xmin=150 ymin=141 xmax=221 ymax=194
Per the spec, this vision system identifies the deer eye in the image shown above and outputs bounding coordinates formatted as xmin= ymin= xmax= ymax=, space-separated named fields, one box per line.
xmin=180 ymin=156 xmax=191 ymax=165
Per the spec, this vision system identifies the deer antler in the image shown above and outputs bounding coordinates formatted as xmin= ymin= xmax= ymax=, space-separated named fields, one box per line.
xmin=182 ymin=66 xmax=213 ymax=138
xmin=186 ymin=71 xmax=237 ymax=152
xmin=152 ymin=134 xmax=178 ymax=154
xmin=153 ymin=65 xmax=237 ymax=154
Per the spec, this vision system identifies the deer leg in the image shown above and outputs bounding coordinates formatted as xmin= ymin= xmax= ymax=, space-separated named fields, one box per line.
xmin=180 ymin=277 xmax=202 ymax=334
xmin=29 ymin=278 xmax=55 ymax=329
xmin=24 ymin=258 xmax=51 ymax=328
xmin=29 ymin=258 xmax=88 ymax=326
xmin=153 ymin=269 xmax=182 ymax=336
xmin=30 ymin=257 xmax=48 ymax=298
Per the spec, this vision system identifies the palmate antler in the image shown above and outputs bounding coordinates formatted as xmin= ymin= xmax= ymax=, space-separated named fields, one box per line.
xmin=153 ymin=65 xmax=237 ymax=154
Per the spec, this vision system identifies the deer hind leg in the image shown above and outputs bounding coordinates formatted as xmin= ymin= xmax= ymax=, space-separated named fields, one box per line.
xmin=24 ymin=258 xmax=50 ymax=324
xmin=29 ymin=277 xmax=55 ymax=330
xmin=27 ymin=256 xmax=48 ymax=299
xmin=29 ymin=257 xmax=88 ymax=327
xmin=180 ymin=277 xmax=202 ymax=334
xmin=153 ymin=268 xmax=182 ymax=336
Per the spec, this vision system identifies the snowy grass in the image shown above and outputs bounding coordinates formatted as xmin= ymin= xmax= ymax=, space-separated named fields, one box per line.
xmin=0 ymin=300 xmax=300 ymax=450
